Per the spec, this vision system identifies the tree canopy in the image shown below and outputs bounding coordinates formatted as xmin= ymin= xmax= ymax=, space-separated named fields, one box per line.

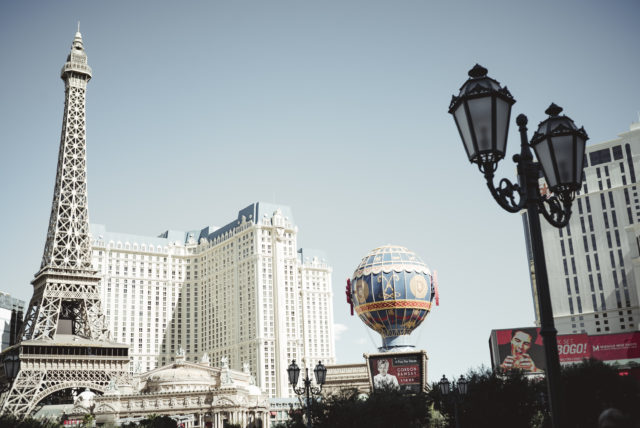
xmin=281 ymin=387 xmax=432 ymax=428
xmin=430 ymin=360 xmax=639 ymax=428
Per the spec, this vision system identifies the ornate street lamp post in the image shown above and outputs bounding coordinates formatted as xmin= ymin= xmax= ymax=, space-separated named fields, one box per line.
xmin=287 ymin=360 xmax=327 ymax=428
xmin=449 ymin=64 xmax=588 ymax=428
xmin=439 ymin=375 xmax=468 ymax=428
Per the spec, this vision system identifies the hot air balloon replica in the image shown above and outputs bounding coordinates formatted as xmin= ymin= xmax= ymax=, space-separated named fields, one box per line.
xmin=346 ymin=245 xmax=438 ymax=392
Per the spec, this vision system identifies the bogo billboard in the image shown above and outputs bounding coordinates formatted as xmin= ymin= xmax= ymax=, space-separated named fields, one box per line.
xmin=556 ymin=334 xmax=590 ymax=363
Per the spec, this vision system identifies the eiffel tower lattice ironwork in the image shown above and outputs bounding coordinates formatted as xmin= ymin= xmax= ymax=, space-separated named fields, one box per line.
xmin=0 ymin=30 xmax=130 ymax=418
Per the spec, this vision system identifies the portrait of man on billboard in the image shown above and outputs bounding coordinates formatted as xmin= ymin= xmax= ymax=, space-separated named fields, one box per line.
xmin=499 ymin=328 xmax=544 ymax=373
xmin=373 ymin=359 xmax=400 ymax=390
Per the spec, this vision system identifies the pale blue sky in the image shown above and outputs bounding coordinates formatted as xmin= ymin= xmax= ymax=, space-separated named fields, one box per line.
xmin=1 ymin=0 xmax=639 ymax=382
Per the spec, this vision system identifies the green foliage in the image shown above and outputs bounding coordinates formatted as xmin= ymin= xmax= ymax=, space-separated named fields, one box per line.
xmin=81 ymin=413 xmax=95 ymax=427
xmin=120 ymin=414 xmax=177 ymax=428
xmin=0 ymin=414 xmax=62 ymax=428
xmin=561 ymin=358 xmax=639 ymax=428
xmin=283 ymin=387 xmax=432 ymax=428
xmin=430 ymin=367 xmax=543 ymax=428
xmin=142 ymin=415 xmax=178 ymax=428
xmin=429 ymin=360 xmax=639 ymax=428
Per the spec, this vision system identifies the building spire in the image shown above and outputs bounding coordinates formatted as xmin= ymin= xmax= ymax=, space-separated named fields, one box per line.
xmin=41 ymin=30 xmax=93 ymax=270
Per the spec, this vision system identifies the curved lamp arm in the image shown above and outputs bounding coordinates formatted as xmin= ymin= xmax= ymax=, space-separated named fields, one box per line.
xmin=292 ymin=386 xmax=307 ymax=396
xmin=479 ymin=113 xmax=531 ymax=214
xmin=483 ymin=170 xmax=526 ymax=213
xmin=539 ymin=193 xmax=573 ymax=228
xmin=292 ymin=379 xmax=323 ymax=397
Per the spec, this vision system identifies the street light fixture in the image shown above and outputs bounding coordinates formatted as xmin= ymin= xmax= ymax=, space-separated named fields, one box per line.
xmin=3 ymin=353 xmax=19 ymax=380
xmin=439 ymin=375 xmax=468 ymax=428
xmin=287 ymin=360 xmax=326 ymax=428
xmin=1 ymin=352 xmax=19 ymax=393
xmin=456 ymin=375 xmax=468 ymax=396
xmin=449 ymin=64 xmax=588 ymax=428
xmin=438 ymin=374 xmax=450 ymax=396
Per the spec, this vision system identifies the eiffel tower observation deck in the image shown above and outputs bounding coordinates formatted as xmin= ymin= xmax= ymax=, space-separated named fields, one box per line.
xmin=0 ymin=29 xmax=130 ymax=418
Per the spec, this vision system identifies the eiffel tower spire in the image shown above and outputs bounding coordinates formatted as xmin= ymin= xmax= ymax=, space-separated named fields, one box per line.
xmin=0 ymin=30 xmax=130 ymax=418
xmin=41 ymin=29 xmax=93 ymax=272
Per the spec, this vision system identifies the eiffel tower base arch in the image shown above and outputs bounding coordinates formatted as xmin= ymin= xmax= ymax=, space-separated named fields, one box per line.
xmin=0 ymin=342 xmax=131 ymax=418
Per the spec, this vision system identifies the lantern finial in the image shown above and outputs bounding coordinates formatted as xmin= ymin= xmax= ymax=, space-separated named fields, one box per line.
xmin=545 ymin=103 xmax=563 ymax=117
xmin=468 ymin=64 xmax=488 ymax=78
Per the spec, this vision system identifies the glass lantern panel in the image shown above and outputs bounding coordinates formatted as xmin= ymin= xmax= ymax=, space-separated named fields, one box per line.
xmin=467 ymin=96 xmax=493 ymax=153
xmin=314 ymin=364 xmax=327 ymax=385
xmin=439 ymin=378 xmax=451 ymax=395
xmin=551 ymin=135 xmax=575 ymax=185
xmin=458 ymin=377 xmax=468 ymax=395
xmin=288 ymin=363 xmax=300 ymax=386
xmin=453 ymin=103 xmax=475 ymax=160
xmin=574 ymin=135 xmax=587 ymax=184
xmin=495 ymin=97 xmax=511 ymax=156
xmin=534 ymin=139 xmax=557 ymax=188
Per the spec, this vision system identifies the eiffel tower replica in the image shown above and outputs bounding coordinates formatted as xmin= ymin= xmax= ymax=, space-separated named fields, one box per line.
xmin=0 ymin=29 xmax=130 ymax=417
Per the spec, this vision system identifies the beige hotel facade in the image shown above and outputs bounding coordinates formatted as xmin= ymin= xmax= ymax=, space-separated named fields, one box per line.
xmin=90 ymin=202 xmax=335 ymax=398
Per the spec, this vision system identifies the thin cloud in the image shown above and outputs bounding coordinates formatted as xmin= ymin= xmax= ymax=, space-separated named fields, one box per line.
xmin=334 ymin=323 xmax=348 ymax=340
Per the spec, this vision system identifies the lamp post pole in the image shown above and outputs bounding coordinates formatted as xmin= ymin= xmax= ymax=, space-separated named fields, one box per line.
xmin=303 ymin=368 xmax=312 ymax=428
xmin=514 ymin=114 xmax=564 ymax=428
xmin=288 ymin=360 xmax=327 ymax=428
xmin=449 ymin=64 xmax=588 ymax=428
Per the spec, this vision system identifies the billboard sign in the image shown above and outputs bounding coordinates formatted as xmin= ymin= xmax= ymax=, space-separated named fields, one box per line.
xmin=489 ymin=327 xmax=546 ymax=374
xmin=490 ymin=329 xmax=640 ymax=372
xmin=365 ymin=351 xmax=427 ymax=393
xmin=557 ymin=334 xmax=590 ymax=363
xmin=589 ymin=332 xmax=640 ymax=362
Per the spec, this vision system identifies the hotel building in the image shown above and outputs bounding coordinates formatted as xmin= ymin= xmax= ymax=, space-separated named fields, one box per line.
xmin=0 ymin=292 xmax=25 ymax=350
xmin=90 ymin=202 xmax=335 ymax=398
xmin=525 ymin=120 xmax=640 ymax=335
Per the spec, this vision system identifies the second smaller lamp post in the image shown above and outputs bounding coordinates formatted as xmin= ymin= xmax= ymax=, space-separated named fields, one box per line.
xmin=439 ymin=375 xmax=468 ymax=428
xmin=287 ymin=360 xmax=327 ymax=428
